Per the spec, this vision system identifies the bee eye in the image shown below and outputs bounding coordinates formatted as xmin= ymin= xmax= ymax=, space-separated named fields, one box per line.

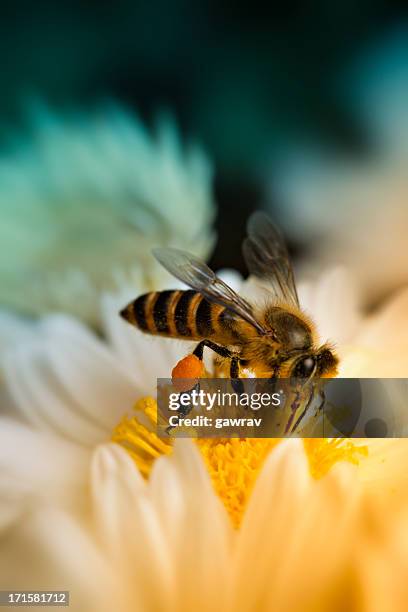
xmin=293 ymin=356 xmax=315 ymax=379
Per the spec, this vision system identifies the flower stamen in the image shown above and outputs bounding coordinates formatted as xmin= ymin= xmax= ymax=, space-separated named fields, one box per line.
xmin=111 ymin=397 xmax=172 ymax=476
xmin=112 ymin=397 xmax=368 ymax=525
xmin=304 ymin=438 xmax=368 ymax=479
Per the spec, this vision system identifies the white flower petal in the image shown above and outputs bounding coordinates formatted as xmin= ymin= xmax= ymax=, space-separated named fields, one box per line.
xmin=41 ymin=315 xmax=139 ymax=428
xmin=359 ymin=439 xmax=408 ymax=508
xmin=230 ymin=444 xmax=362 ymax=611
xmin=265 ymin=463 xmax=360 ymax=610
xmin=0 ymin=418 xmax=90 ymax=513
xmin=0 ymin=310 xmax=38 ymax=358
xmin=25 ymin=508 xmax=115 ymax=612
xmin=356 ymin=287 xmax=408 ymax=351
xmin=91 ymin=443 xmax=175 ymax=610
xmin=0 ymin=498 xmax=22 ymax=532
xmin=297 ymin=267 xmax=361 ymax=345
xmin=148 ymin=455 xmax=186 ymax=551
xmin=165 ymin=441 xmax=232 ymax=610
xmin=91 ymin=444 xmax=145 ymax=547
xmin=217 ymin=268 xmax=243 ymax=292
xmin=3 ymin=343 xmax=106 ymax=444
xmin=229 ymin=440 xmax=310 ymax=610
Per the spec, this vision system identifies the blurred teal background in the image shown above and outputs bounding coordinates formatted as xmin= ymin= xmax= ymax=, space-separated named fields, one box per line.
xmin=1 ymin=1 xmax=408 ymax=316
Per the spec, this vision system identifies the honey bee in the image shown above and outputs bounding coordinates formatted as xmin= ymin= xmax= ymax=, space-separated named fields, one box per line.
xmin=120 ymin=212 xmax=338 ymax=382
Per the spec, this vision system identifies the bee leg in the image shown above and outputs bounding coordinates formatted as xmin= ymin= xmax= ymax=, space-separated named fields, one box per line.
xmin=317 ymin=388 xmax=326 ymax=412
xmin=193 ymin=340 xmax=233 ymax=361
xmin=230 ymin=357 xmax=244 ymax=395
xmin=193 ymin=340 xmax=243 ymax=393
xmin=290 ymin=383 xmax=324 ymax=435
xmin=165 ymin=381 xmax=200 ymax=435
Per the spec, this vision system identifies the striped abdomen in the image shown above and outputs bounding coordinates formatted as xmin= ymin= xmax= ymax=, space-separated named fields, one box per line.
xmin=120 ymin=289 xmax=241 ymax=344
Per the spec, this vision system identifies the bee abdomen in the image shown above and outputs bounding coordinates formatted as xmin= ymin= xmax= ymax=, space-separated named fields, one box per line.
xmin=120 ymin=289 xmax=240 ymax=342
xmin=172 ymin=290 xmax=195 ymax=336
xmin=120 ymin=290 xmax=175 ymax=334
xmin=195 ymin=296 xmax=214 ymax=336
xmin=121 ymin=290 xmax=203 ymax=338
xmin=120 ymin=292 xmax=149 ymax=331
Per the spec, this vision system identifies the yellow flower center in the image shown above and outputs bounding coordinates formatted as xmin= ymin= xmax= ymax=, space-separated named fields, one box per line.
xmin=111 ymin=397 xmax=172 ymax=477
xmin=197 ymin=437 xmax=280 ymax=527
xmin=112 ymin=397 xmax=368 ymax=527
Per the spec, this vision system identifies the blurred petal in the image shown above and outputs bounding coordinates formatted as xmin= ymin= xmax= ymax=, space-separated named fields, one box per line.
xmin=40 ymin=315 xmax=139 ymax=427
xmin=0 ymin=104 xmax=215 ymax=325
xmin=298 ymin=267 xmax=361 ymax=345
xmin=3 ymin=343 xmax=106 ymax=444
xmin=356 ymin=288 xmax=408 ymax=351
xmin=229 ymin=440 xmax=310 ymax=609
xmin=0 ymin=418 xmax=90 ymax=516
xmin=92 ymin=443 xmax=175 ymax=611
xmin=359 ymin=439 xmax=408 ymax=509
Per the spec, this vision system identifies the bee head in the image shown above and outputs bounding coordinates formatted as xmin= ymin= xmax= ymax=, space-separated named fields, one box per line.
xmin=288 ymin=346 xmax=338 ymax=381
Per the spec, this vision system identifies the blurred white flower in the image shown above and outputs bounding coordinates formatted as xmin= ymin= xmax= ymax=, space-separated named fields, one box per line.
xmin=0 ymin=103 xmax=215 ymax=325
xmin=268 ymin=33 xmax=408 ymax=306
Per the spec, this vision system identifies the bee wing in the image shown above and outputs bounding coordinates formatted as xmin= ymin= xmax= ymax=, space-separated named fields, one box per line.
xmin=243 ymin=211 xmax=300 ymax=307
xmin=153 ymin=247 xmax=267 ymax=334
